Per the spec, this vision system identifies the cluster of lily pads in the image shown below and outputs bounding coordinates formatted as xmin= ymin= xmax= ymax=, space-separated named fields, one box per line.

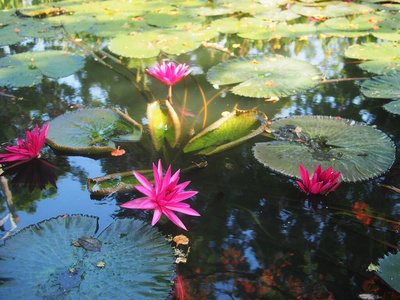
xmin=1 ymin=0 xmax=400 ymax=296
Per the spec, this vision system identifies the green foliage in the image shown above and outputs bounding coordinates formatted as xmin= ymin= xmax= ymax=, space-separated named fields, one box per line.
xmin=0 ymin=215 xmax=175 ymax=299
xmin=361 ymin=73 xmax=400 ymax=99
xmin=375 ymin=252 xmax=400 ymax=293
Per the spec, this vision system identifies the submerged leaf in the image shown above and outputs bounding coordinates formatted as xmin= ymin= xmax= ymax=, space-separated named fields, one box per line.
xmin=184 ymin=108 xmax=270 ymax=155
xmin=46 ymin=108 xmax=142 ymax=155
xmin=252 ymin=116 xmax=395 ymax=182
xmin=0 ymin=215 xmax=175 ymax=299
xmin=206 ymin=56 xmax=321 ymax=98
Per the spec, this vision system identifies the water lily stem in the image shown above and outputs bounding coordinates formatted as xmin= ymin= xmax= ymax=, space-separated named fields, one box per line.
xmin=168 ymin=85 xmax=173 ymax=104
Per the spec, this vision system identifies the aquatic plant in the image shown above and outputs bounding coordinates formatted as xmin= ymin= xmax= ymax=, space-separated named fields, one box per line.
xmin=120 ymin=159 xmax=200 ymax=231
xmin=146 ymin=61 xmax=192 ymax=103
xmin=296 ymin=164 xmax=342 ymax=195
xmin=0 ymin=124 xmax=49 ymax=164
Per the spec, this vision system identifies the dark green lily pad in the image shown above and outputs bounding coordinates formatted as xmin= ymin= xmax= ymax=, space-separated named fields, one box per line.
xmin=375 ymin=252 xmax=400 ymax=293
xmin=46 ymin=108 xmax=142 ymax=155
xmin=108 ymin=29 xmax=201 ymax=58
xmin=184 ymin=109 xmax=270 ymax=155
xmin=0 ymin=215 xmax=175 ymax=299
xmin=361 ymin=73 xmax=400 ymax=99
xmin=206 ymin=56 xmax=321 ymax=98
xmin=345 ymin=42 xmax=400 ymax=75
xmin=252 ymin=116 xmax=395 ymax=182
xmin=88 ymin=169 xmax=153 ymax=195
xmin=383 ymin=99 xmax=400 ymax=115
xmin=147 ymin=100 xmax=181 ymax=151
xmin=0 ymin=51 xmax=85 ymax=87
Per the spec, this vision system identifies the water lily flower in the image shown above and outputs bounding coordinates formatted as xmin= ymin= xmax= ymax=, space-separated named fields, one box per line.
xmin=120 ymin=160 xmax=200 ymax=231
xmin=146 ymin=61 xmax=192 ymax=103
xmin=296 ymin=164 xmax=343 ymax=195
xmin=0 ymin=124 xmax=49 ymax=164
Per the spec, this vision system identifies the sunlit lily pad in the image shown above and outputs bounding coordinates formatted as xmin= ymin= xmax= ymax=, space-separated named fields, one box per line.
xmin=145 ymin=11 xmax=205 ymax=28
xmin=345 ymin=42 xmax=400 ymax=75
xmin=252 ymin=116 xmax=395 ymax=182
xmin=46 ymin=108 xmax=142 ymax=155
xmin=375 ymin=252 xmax=400 ymax=293
xmin=0 ymin=215 xmax=175 ymax=299
xmin=361 ymin=73 xmax=400 ymax=99
xmin=184 ymin=108 xmax=270 ymax=155
xmin=88 ymin=169 xmax=153 ymax=195
xmin=0 ymin=51 xmax=85 ymax=87
xmin=0 ymin=25 xmax=26 ymax=46
xmin=147 ymin=100 xmax=181 ymax=151
xmin=206 ymin=56 xmax=321 ymax=98
xmin=108 ymin=29 xmax=201 ymax=58
xmin=239 ymin=23 xmax=316 ymax=40
xmin=383 ymin=99 xmax=400 ymax=115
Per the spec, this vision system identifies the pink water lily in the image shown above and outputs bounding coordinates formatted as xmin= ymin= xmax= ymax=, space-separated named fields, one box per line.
xmin=146 ymin=61 xmax=192 ymax=103
xmin=120 ymin=160 xmax=200 ymax=231
xmin=297 ymin=164 xmax=343 ymax=195
xmin=0 ymin=124 xmax=49 ymax=164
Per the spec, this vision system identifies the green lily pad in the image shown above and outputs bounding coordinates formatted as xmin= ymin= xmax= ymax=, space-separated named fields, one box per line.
xmin=361 ymin=73 xmax=400 ymax=99
xmin=184 ymin=108 xmax=270 ymax=155
xmin=46 ymin=108 xmax=142 ymax=155
xmin=345 ymin=42 xmax=400 ymax=75
xmin=0 ymin=51 xmax=85 ymax=87
xmin=147 ymin=100 xmax=181 ymax=151
xmin=324 ymin=15 xmax=384 ymax=32
xmin=145 ymin=11 xmax=205 ymax=28
xmin=0 ymin=215 xmax=175 ymax=299
xmin=383 ymin=99 xmax=400 ymax=115
xmin=375 ymin=252 xmax=400 ymax=293
xmin=0 ymin=23 xmax=27 ymax=46
xmin=252 ymin=116 xmax=395 ymax=182
xmin=317 ymin=22 xmax=371 ymax=38
xmin=88 ymin=169 xmax=153 ymax=195
xmin=108 ymin=29 xmax=201 ymax=58
xmin=323 ymin=3 xmax=374 ymax=18
xmin=256 ymin=8 xmax=300 ymax=22
xmin=238 ymin=23 xmax=316 ymax=40
xmin=206 ymin=56 xmax=321 ymax=98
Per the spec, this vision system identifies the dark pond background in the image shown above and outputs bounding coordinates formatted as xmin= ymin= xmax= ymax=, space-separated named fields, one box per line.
xmin=1 ymin=0 xmax=400 ymax=299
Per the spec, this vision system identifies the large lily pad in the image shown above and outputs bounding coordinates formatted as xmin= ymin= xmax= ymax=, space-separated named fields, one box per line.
xmin=361 ymin=73 xmax=400 ymax=99
xmin=252 ymin=116 xmax=395 ymax=182
xmin=184 ymin=108 xmax=270 ymax=155
xmin=88 ymin=169 xmax=153 ymax=195
xmin=238 ymin=23 xmax=316 ymax=40
xmin=206 ymin=56 xmax=321 ymax=98
xmin=46 ymin=108 xmax=142 ymax=155
xmin=147 ymin=100 xmax=181 ymax=151
xmin=375 ymin=252 xmax=400 ymax=293
xmin=383 ymin=99 xmax=400 ymax=115
xmin=0 ymin=51 xmax=85 ymax=87
xmin=0 ymin=215 xmax=175 ymax=299
xmin=344 ymin=42 xmax=400 ymax=75
xmin=108 ymin=29 xmax=201 ymax=58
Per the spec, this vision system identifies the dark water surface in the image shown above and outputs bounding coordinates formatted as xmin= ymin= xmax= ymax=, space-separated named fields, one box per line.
xmin=1 ymin=0 xmax=400 ymax=299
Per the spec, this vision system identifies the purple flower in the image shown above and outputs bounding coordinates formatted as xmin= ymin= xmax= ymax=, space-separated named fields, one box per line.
xmin=297 ymin=164 xmax=343 ymax=195
xmin=120 ymin=160 xmax=200 ymax=231
xmin=0 ymin=124 xmax=49 ymax=164
xmin=146 ymin=61 xmax=191 ymax=87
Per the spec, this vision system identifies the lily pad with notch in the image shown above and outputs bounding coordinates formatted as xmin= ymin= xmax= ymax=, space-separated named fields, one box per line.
xmin=46 ymin=108 xmax=142 ymax=155
xmin=0 ymin=214 xmax=175 ymax=299
xmin=206 ymin=56 xmax=321 ymax=98
xmin=184 ymin=108 xmax=270 ymax=155
xmin=252 ymin=116 xmax=395 ymax=182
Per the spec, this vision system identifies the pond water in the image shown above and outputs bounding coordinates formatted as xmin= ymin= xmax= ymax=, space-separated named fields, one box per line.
xmin=1 ymin=0 xmax=400 ymax=299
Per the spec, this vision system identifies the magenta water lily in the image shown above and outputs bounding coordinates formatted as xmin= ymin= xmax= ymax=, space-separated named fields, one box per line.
xmin=0 ymin=124 xmax=49 ymax=164
xmin=146 ymin=61 xmax=192 ymax=103
xmin=297 ymin=164 xmax=343 ymax=195
xmin=120 ymin=160 xmax=200 ymax=231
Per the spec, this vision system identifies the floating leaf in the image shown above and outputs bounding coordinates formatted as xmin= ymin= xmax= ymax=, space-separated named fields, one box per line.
xmin=0 ymin=51 xmax=85 ymax=87
xmin=345 ymin=42 xmax=400 ymax=75
xmin=184 ymin=108 xmax=270 ymax=155
xmin=383 ymin=99 xmax=400 ymax=115
xmin=0 ymin=215 xmax=175 ymax=299
xmin=147 ymin=100 xmax=181 ymax=151
xmin=88 ymin=169 xmax=153 ymax=195
xmin=252 ymin=116 xmax=395 ymax=182
xmin=108 ymin=29 xmax=201 ymax=58
xmin=46 ymin=108 xmax=142 ymax=155
xmin=361 ymin=73 xmax=400 ymax=99
xmin=0 ymin=23 xmax=26 ymax=46
xmin=239 ymin=23 xmax=316 ymax=40
xmin=375 ymin=252 xmax=400 ymax=293
xmin=206 ymin=56 xmax=321 ymax=98
xmin=145 ymin=11 xmax=205 ymax=28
